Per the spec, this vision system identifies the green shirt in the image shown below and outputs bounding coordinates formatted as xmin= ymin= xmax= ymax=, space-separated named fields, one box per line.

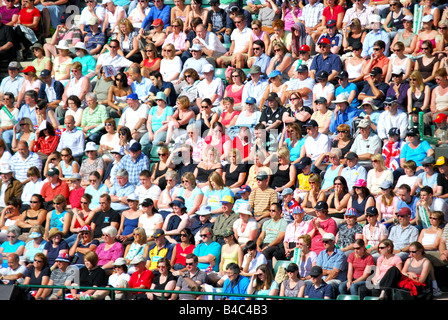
xmin=81 ymin=104 xmax=108 ymax=127
xmin=262 ymin=218 xmax=288 ymax=244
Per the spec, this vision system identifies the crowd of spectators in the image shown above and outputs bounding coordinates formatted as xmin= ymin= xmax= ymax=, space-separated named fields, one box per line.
xmin=1 ymin=0 xmax=448 ymax=301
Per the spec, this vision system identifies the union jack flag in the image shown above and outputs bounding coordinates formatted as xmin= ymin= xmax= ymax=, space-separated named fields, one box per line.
xmin=382 ymin=140 xmax=402 ymax=171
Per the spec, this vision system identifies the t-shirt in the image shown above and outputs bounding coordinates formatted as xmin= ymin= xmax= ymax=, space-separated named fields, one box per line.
xmin=262 ymin=218 xmax=288 ymax=244
xmin=193 ymin=241 xmax=221 ymax=272
xmin=348 ymin=252 xmax=375 ymax=280
xmin=91 ymin=209 xmax=121 ymax=238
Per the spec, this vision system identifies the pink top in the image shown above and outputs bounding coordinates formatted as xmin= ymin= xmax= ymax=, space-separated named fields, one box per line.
xmin=96 ymin=242 xmax=124 ymax=267
xmin=284 ymin=7 xmax=302 ymax=31
xmin=307 ymin=218 xmax=338 ymax=255
xmin=220 ymin=110 xmax=241 ymax=127
xmin=376 ymin=254 xmax=402 ymax=282
xmin=252 ymin=30 xmax=267 ymax=41
xmin=225 ymin=84 xmax=244 ymax=105
xmin=376 ymin=195 xmax=399 ymax=222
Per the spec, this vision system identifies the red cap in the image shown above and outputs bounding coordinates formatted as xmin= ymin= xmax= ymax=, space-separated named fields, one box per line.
xmin=299 ymin=45 xmax=311 ymax=52
xmin=151 ymin=18 xmax=164 ymax=27
xmin=434 ymin=113 xmax=447 ymax=123
xmin=21 ymin=66 xmax=36 ymax=74
xmin=318 ymin=37 xmax=331 ymax=45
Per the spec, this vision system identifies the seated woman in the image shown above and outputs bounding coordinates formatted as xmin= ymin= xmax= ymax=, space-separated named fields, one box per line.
xmin=301 ymin=173 xmax=326 ymax=217
xmin=116 ymin=18 xmax=142 ymax=63
xmin=11 ymin=118 xmax=36 ymax=154
xmin=326 ymin=176 xmax=351 ymax=224
xmin=150 ymin=145 xmax=171 ymax=191
xmin=32 ymin=121 xmax=59 ymax=161
xmin=417 ymin=210 xmax=444 ymax=257
xmin=280 ymin=123 xmax=305 ymax=167
xmin=0 ymin=197 xmax=23 ymax=234
xmin=160 ymin=43 xmax=182 ymax=83
xmin=407 ymin=70 xmax=431 ymax=114
xmin=246 ymin=264 xmax=279 ymax=299
xmin=123 ymin=227 xmax=148 ymax=267
xmin=414 ymin=40 xmax=440 ymax=87
xmin=95 ymin=226 xmax=124 ymax=273
xmin=219 ymin=97 xmax=240 ymax=130
xmin=347 ymin=179 xmax=376 ymax=223
xmin=223 ymin=68 xmax=246 ymax=110
xmin=22 ymin=252 xmax=50 ymax=300
xmin=30 ymin=43 xmax=52 ymax=77
xmin=202 ymin=121 xmax=232 ymax=162
xmin=264 ymin=147 xmax=296 ymax=194
xmin=173 ymin=172 xmax=204 ymax=217
xmin=0 ymin=225 xmax=25 ymax=267
xmin=106 ymin=72 xmax=133 ymax=118
xmin=16 ymin=193 xmax=46 ymax=236
xmin=170 ymin=228 xmax=195 ymax=272
xmin=222 ymin=149 xmax=247 ymax=194
xmin=200 ymin=171 xmax=234 ymax=217
xmin=316 ymin=148 xmax=344 ymax=194
xmin=117 ymin=194 xmax=143 ymax=247
xmin=68 ymin=224 xmax=99 ymax=267
xmin=147 ymin=257 xmax=177 ymax=300
xmin=367 ymin=154 xmax=394 ymax=197
xmin=43 ymin=227 xmax=69 ymax=268
xmin=194 ymin=146 xmax=223 ymax=189
xmin=164 ymin=95 xmax=196 ymax=146
xmin=141 ymin=43 xmax=162 ymax=78
xmin=335 ymin=208 xmax=364 ymax=255
xmin=246 ymin=150 xmax=273 ymax=190
xmin=362 ymin=206 xmax=388 ymax=257
xmin=391 ymin=15 xmax=417 ymax=55
xmin=80 ymin=142 xmax=106 ymax=187
xmin=331 ymin=124 xmax=354 ymax=160
xmin=44 ymin=194 xmax=72 ymax=239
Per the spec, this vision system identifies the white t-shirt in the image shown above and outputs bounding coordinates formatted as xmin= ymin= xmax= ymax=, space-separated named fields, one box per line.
xmin=304 ymin=132 xmax=331 ymax=161
xmin=231 ymin=27 xmax=252 ymax=54
xmin=196 ymin=78 xmax=224 ymax=107
xmin=118 ymin=104 xmax=149 ymax=133
xmin=134 ymin=184 xmax=162 ymax=203
xmin=138 ymin=212 xmax=164 ymax=239
xmin=160 ymin=56 xmax=183 ymax=82
xmin=233 ymin=217 xmax=259 ymax=246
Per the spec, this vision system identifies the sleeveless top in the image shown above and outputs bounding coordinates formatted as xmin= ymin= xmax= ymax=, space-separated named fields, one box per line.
xmin=434 ymin=87 xmax=448 ymax=111
xmin=21 ymin=210 xmax=39 ymax=233
xmin=411 ymin=90 xmax=426 ymax=110
xmin=60 ymin=159 xmax=77 ymax=178
xmin=351 ymin=194 xmax=374 ymax=217
xmin=282 ymin=278 xmax=305 ymax=297
xmin=220 ymin=110 xmax=240 ymax=127
xmin=322 ymin=164 xmax=343 ymax=190
xmin=122 ymin=216 xmax=139 ymax=236
xmin=346 ymin=59 xmax=363 ymax=80
xmin=395 ymin=30 xmax=416 ymax=48
xmin=221 ymin=244 xmax=240 ymax=270
xmin=418 ymin=38 xmax=436 ymax=53
xmin=66 ymin=76 xmax=86 ymax=98
xmin=270 ymin=164 xmax=292 ymax=189
xmin=417 ymin=56 xmax=438 ymax=80
xmin=390 ymin=8 xmax=406 ymax=30
xmin=153 ymin=162 xmax=168 ymax=190
xmin=421 ymin=232 xmax=437 ymax=246
xmin=329 ymin=194 xmax=345 ymax=219
xmin=49 ymin=210 xmax=67 ymax=231
xmin=196 ymin=166 xmax=216 ymax=183
xmin=407 ymin=257 xmax=427 ymax=275
xmin=225 ymin=85 xmax=244 ymax=105
xmin=252 ymin=30 xmax=267 ymax=41
xmin=390 ymin=56 xmax=410 ymax=76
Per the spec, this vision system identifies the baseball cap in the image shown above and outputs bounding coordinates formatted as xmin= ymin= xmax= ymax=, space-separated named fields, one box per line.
xmin=422 ymin=156 xmax=435 ymax=165
xmin=189 ymin=43 xmax=202 ymax=51
xmin=266 ymin=92 xmax=279 ymax=101
xmin=316 ymin=70 xmax=329 ymax=80
xmin=80 ymin=225 xmax=91 ymax=233
xmin=281 ymin=188 xmax=293 ymax=196
xmin=354 ymin=179 xmax=367 ymax=188
xmin=221 ymin=195 xmax=234 ymax=204
xmin=202 ymin=64 xmax=214 ymax=73
xmin=141 ymin=198 xmax=154 ymax=207
xmin=47 ymin=168 xmax=59 ymax=177
xmin=397 ymin=207 xmax=411 ymax=216
xmin=286 ymin=263 xmax=299 ymax=273
xmin=318 ymin=37 xmax=331 ymax=45
xmin=8 ymin=61 xmax=21 ymax=70
xmin=126 ymin=93 xmax=138 ymax=100
xmin=310 ymin=265 xmax=323 ymax=277
xmin=370 ymin=67 xmax=383 ymax=76
xmin=21 ymin=66 xmax=36 ymax=74
xmin=228 ymin=1 xmax=240 ymax=12
xmin=409 ymin=107 xmax=422 ymax=115
xmin=370 ymin=14 xmax=381 ymax=23
xmin=422 ymin=14 xmax=433 ymax=23
xmin=129 ymin=142 xmax=142 ymax=152
xmin=245 ymin=97 xmax=256 ymax=105
xmin=345 ymin=152 xmax=358 ymax=160
xmin=151 ymin=18 xmax=164 ymax=27
xmin=40 ymin=69 xmax=51 ymax=78
xmin=237 ymin=185 xmax=251 ymax=194
xmin=326 ymin=19 xmax=336 ymax=28
xmin=315 ymin=201 xmax=328 ymax=211
xmin=388 ymin=127 xmax=400 ymax=136
xmin=322 ymin=233 xmax=336 ymax=241
xmin=366 ymin=206 xmax=379 ymax=216
xmin=314 ymin=97 xmax=327 ymax=104
xmin=384 ymin=96 xmax=397 ymax=104
xmin=299 ymin=45 xmax=310 ymax=52
xmin=130 ymin=255 xmax=146 ymax=265
xmin=434 ymin=113 xmax=448 ymax=123
xmin=249 ymin=65 xmax=261 ymax=74
xmin=297 ymin=156 xmax=312 ymax=170
xmin=70 ymin=173 xmax=82 ymax=180
xmin=357 ymin=118 xmax=371 ymax=128
xmin=380 ymin=180 xmax=393 ymax=190
xmin=406 ymin=128 xmax=419 ymax=137
xmin=303 ymin=119 xmax=319 ymax=127
xmin=256 ymin=171 xmax=269 ymax=180
xmin=296 ymin=64 xmax=308 ymax=73
xmin=336 ymin=70 xmax=349 ymax=79
xmin=113 ymin=258 xmax=127 ymax=266
xmin=435 ymin=156 xmax=448 ymax=167
xmin=268 ymin=70 xmax=282 ymax=78
xmin=391 ymin=66 xmax=404 ymax=76
xmin=153 ymin=228 xmax=165 ymax=238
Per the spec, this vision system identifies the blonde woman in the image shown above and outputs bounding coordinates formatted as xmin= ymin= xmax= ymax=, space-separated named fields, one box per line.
xmin=223 ymin=148 xmax=247 ymax=194
xmin=367 ymin=154 xmax=394 ymax=196
xmin=407 ymin=70 xmax=431 ymax=113
xmin=159 ymin=43 xmax=182 ymax=82
xmin=117 ymin=18 xmax=142 ymax=63
xmin=170 ymin=0 xmax=191 ymax=33
xmin=201 ymin=171 xmax=234 ymax=216
xmin=302 ymin=173 xmax=326 ymax=216
xmin=194 ymin=146 xmax=223 ymax=189
xmin=164 ymin=95 xmax=196 ymax=145
xmin=173 ymin=172 xmax=204 ymax=216
xmin=141 ymin=43 xmax=161 ymax=78
xmin=163 ymin=18 xmax=187 ymax=57
xmin=385 ymin=41 xmax=413 ymax=83
xmin=264 ymin=146 xmax=296 ymax=193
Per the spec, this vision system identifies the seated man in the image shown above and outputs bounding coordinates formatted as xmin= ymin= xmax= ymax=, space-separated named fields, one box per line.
xmin=341 ymin=152 xmax=367 ymax=191
xmin=248 ymin=170 xmax=278 ymax=226
xmin=146 ymin=229 xmax=174 ymax=271
xmin=315 ymin=19 xmax=343 ymax=55
xmin=309 ymin=37 xmax=342 ymax=83
xmin=316 ymin=233 xmax=348 ymax=292
xmin=256 ymin=202 xmax=288 ymax=263
xmin=117 ymin=93 xmax=148 ymax=142
xmin=109 ymin=169 xmax=135 ymax=213
xmin=193 ymin=226 xmax=221 ymax=272
xmin=222 ymin=262 xmax=250 ymax=300
xmin=358 ymin=67 xmax=389 ymax=111
xmin=216 ymin=13 xmax=251 ymax=69
xmin=329 ymin=93 xmax=359 ymax=135
xmin=40 ymin=168 xmax=70 ymax=211
xmin=304 ymin=265 xmax=334 ymax=299
xmin=0 ymin=253 xmax=26 ymax=285
xmin=38 ymin=70 xmax=64 ymax=110
xmin=170 ymin=253 xmax=207 ymax=300
xmin=350 ymin=118 xmax=382 ymax=163
xmin=388 ymin=207 xmax=419 ymax=261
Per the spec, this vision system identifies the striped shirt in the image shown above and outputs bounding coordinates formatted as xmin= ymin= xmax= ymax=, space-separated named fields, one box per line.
xmin=10 ymin=151 xmax=42 ymax=182
xmin=248 ymin=187 xmax=278 ymax=220
xmin=115 ymin=153 xmax=150 ymax=186
xmin=298 ymin=2 xmax=324 ymax=28
xmin=81 ymin=104 xmax=108 ymax=127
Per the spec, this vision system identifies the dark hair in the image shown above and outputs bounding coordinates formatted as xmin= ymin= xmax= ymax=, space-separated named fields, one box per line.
xmin=118 ymin=126 xmax=132 ymax=141
xmin=374 ymin=40 xmax=386 ymax=49
xmin=89 ymin=171 xmax=101 ymax=180
xmin=6 ymin=196 xmax=22 ymax=208
xmin=181 ymin=228 xmax=194 ymax=245
xmin=245 ymin=240 xmax=257 ymax=251
xmin=114 ymin=72 xmax=129 ymax=87
xmin=420 ymin=186 xmax=434 ymax=195
xmin=271 ymin=202 xmax=282 ymax=212
xmin=202 ymin=98 xmax=212 ymax=106
xmin=25 ymin=90 xmax=38 ymax=100
xmin=139 ymin=170 xmax=151 ymax=178
xmin=185 ymin=253 xmax=198 ymax=263
xmin=67 ymin=95 xmax=82 ymax=108
xmin=253 ymin=39 xmax=265 ymax=50
xmin=38 ymin=122 xmax=56 ymax=138
xmin=149 ymin=70 xmax=162 ymax=80
xmin=398 ymin=183 xmax=411 ymax=193
xmin=4 ymin=92 xmax=14 ymax=100
xmin=226 ymin=262 xmax=241 ymax=274
xmin=81 ymin=193 xmax=93 ymax=202
xmin=334 ymin=176 xmax=349 ymax=194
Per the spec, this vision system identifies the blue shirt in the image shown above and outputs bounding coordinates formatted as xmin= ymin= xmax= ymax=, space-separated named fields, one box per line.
xmin=131 ymin=76 xmax=152 ymax=102
xmin=396 ymin=196 xmax=420 ymax=220
xmin=304 ymin=281 xmax=334 ymax=299
xmin=193 ymin=241 xmax=221 ymax=272
xmin=115 ymin=153 xmax=150 ymax=186
xmin=110 ymin=182 xmax=135 ymax=211
xmin=329 ymin=106 xmax=359 ymax=133
xmin=400 ymin=140 xmax=432 ymax=167
xmin=223 ymin=275 xmax=250 ymax=300
xmin=316 ymin=247 xmax=348 ymax=282
xmin=0 ymin=75 xmax=24 ymax=98
xmin=335 ymin=83 xmax=359 ymax=108
xmin=85 ymin=183 xmax=110 ymax=210
xmin=141 ymin=4 xmax=171 ymax=29
xmin=17 ymin=104 xmax=38 ymax=126
xmin=310 ymin=52 xmax=342 ymax=76
xmin=253 ymin=53 xmax=271 ymax=78
xmin=361 ymin=29 xmax=391 ymax=58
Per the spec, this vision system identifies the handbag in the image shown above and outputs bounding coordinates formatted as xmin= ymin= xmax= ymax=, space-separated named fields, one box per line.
xmin=18 ymin=25 xmax=38 ymax=44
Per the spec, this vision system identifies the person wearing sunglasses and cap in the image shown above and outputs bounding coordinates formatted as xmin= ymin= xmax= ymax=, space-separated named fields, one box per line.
xmin=309 ymin=37 xmax=342 ymax=83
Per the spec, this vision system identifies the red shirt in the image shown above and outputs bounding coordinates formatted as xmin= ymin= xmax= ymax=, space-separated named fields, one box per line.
xmin=129 ymin=269 xmax=154 ymax=293
xmin=232 ymin=136 xmax=251 ymax=160
xmin=348 ymin=252 xmax=375 ymax=280
xmin=19 ymin=7 xmax=40 ymax=31
xmin=33 ymin=135 xmax=59 ymax=156
xmin=322 ymin=5 xmax=344 ymax=24
xmin=69 ymin=187 xmax=85 ymax=212
xmin=41 ymin=180 xmax=70 ymax=202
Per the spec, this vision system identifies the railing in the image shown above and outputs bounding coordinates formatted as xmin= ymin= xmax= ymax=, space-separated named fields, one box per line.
xmin=17 ymin=284 xmax=318 ymax=301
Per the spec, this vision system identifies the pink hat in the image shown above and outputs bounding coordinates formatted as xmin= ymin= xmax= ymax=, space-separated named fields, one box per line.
xmin=354 ymin=179 xmax=367 ymax=188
